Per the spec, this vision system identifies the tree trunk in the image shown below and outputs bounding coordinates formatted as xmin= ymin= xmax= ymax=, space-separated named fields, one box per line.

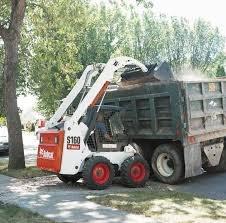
xmin=3 ymin=34 xmax=25 ymax=169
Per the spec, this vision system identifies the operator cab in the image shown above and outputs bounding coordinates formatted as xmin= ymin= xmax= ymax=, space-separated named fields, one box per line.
xmin=53 ymin=102 xmax=130 ymax=152
xmin=81 ymin=105 xmax=129 ymax=152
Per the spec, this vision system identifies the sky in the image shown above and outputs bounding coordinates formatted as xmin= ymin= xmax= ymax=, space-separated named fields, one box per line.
xmin=152 ymin=0 xmax=226 ymax=36
xmin=18 ymin=0 xmax=226 ymax=119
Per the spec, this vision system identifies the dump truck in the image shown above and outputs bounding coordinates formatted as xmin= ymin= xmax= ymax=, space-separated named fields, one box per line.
xmin=103 ymin=63 xmax=226 ymax=184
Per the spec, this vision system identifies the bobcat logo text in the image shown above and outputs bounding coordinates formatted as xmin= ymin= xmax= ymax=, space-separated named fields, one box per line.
xmin=67 ymin=136 xmax=81 ymax=150
xmin=39 ymin=148 xmax=54 ymax=160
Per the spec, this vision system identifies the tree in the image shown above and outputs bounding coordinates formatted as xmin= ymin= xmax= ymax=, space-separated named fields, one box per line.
xmin=27 ymin=0 xmax=84 ymax=116
xmin=216 ymin=65 xmax=226 ymax=77
xmin=0 ymin=0 xmax=25 ymax=169
xmin=26 ymin=0 xmax=127 ymax=116
xmin=189 ymin=19 xmax=225 ymax=74
xmin=24 ymin=0 xmax=225 ymax=115
xmin=0 ymin=45 xmax=4 ymax=116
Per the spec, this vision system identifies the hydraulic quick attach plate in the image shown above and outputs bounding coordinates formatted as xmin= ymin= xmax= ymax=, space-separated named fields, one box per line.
xmin=203 ymin=142 xmax=224 ymax=166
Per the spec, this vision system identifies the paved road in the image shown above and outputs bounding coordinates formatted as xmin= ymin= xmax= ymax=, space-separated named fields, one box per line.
xmin=22 ymin=132 xmax=38 ymax=165
xmin=171 ymin=172 xmax=226 ymax=200
xmin=0 ymin=131 xmax=38 ymax=166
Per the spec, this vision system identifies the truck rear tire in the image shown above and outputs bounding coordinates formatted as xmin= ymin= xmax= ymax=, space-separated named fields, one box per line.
xmin=121 ymin=155 xmax=150 ymax=187
xmin=57 ymin=174 xmax=81 ymax=183
xmin=151 ymin=144 xmax=184 ymax=184
xmin=82 ymin=156 xmax=114 ymax=190
xmin=205 ymin=148 xmax=226 ymax=173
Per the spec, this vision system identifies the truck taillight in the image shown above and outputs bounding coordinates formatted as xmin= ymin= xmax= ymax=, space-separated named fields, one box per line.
xmin=187 ymin=136 xmax=196 ymax=144
xmin=40 ymin=136 xmax=43 ymax=143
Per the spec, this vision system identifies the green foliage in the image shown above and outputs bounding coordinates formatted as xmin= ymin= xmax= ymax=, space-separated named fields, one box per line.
xmin=0 ymin=201 xmax=55 ymax=223
xmin=216 ymin=65 xmax=226 ymax=77
xmin=0 ymin=0 xmax=11 ymax=28
xmin=26 ymin=0 xmax=85 ymax=116
xmin=190 ymin=19 xmax=225 ymax=74
xmin=0 ymin=116 xmax=6 ymax=126
xmin=24 ymin=121 xmax=35 ymax=132
xmin=0 ymin=44 xmax=4 ymax=116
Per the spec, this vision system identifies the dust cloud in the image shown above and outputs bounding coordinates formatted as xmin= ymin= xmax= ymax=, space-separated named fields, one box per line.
xmin=174 ymin=69 xmax=210 ymax=81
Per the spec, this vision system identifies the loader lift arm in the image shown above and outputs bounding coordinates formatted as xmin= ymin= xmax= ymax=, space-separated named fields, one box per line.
xmin=47 ymin=57 xmax=148 ymax=131
xmin=47 ymin=63 xmax=105 ymax=129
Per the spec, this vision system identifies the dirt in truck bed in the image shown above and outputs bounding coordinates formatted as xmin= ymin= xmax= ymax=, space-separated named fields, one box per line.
xmin=120 ymin=61 xmax=175 ymax=86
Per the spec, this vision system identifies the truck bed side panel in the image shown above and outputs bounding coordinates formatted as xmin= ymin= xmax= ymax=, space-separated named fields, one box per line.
xmin=104 ymin=82 xmax=184 ymax=140
xmin=185 ymin=81 xmax=226 ymax=136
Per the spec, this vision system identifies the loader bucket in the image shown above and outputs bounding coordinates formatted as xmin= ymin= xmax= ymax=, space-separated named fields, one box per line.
xmin=153 ymin=61 xmax=175 ymax=81
xmin=120 ymin=61 xmax=175 ymax=83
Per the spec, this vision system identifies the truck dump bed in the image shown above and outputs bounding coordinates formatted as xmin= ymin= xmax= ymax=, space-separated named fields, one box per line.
xmin=185 ymin=81 xmax=226 ymax=134
xmin=104 ymin=80 xmax=226 ymax=143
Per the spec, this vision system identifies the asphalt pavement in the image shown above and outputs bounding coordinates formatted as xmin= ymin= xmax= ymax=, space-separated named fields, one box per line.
xmin=171 ymin=172 xmax=226 ymax=200
xmin=0 ymin=131 xmax=38 ymax=166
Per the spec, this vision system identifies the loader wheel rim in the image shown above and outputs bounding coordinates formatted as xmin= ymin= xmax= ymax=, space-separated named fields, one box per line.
xmin=130 ymin=162 xmax=146 ymax=182
xmin=92 ymin=163 xmax=110 ymax=185
xmin=156 ymin=153 xmax=174 ymax=177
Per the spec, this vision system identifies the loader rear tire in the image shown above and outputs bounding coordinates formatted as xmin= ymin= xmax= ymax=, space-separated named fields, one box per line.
xmin=83 ymin=156 xmax=114 ymax=190
xmin=57 ymin=174 xmax=81 ymax=184
xmin=121 ymin=155 xmax=150 ymax=188
xmin=130 ymin=143 xmax=145 ymax=157
xmin=151 ymin=144 xmax=184 ymax=184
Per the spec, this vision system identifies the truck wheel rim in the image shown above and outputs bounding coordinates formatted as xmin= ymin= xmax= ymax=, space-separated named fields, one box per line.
xmin=130 ymin=162 xmax=146 ymax=182
xmin=156 ymin=153 xmax=174 ymax=177
xmin=92 ymin=163 xmax=110 ymax=185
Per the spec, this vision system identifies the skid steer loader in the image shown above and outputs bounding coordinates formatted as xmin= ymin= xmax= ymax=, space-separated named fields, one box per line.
xmin=37 ymin=56 xmax=150 ymax=190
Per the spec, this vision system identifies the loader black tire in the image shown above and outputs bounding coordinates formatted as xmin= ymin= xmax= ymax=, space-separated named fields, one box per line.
xmin=82 ymin=156 xmax=114 ymax=190
xmin=151 ymin=144 xmax=184 ymax=184
xmin=205 ymin=148 xmax=226 ymax=173
xmin=57 ymin=173 xmax=81 ymax=184
xmin=121 ymin=155 xmax=150 ymax=188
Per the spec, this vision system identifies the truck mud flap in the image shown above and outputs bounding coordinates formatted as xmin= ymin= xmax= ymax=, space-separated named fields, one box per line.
xmin=184 ymin=143 xmax=203 ymax=178
xmin=203 ymin=142 xmax=223 ymax=166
